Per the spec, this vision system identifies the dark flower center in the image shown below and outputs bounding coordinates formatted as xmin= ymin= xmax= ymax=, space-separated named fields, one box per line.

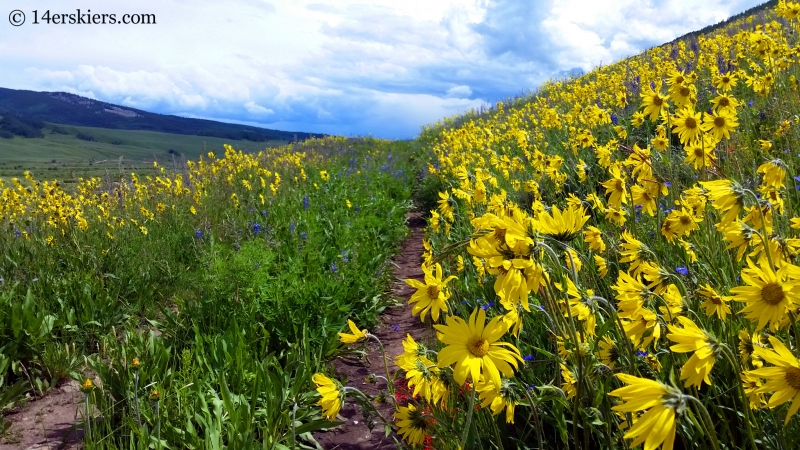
xmin=468 ymin=337 xmax=490 ymax=357
xmin=761 ymin=283 xmax=785 ymax=306
xmin=784 ymin=367 xmax=800 ymax=391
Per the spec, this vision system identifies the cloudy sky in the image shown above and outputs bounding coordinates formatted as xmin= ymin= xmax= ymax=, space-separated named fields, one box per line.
xmin=1 ymin=0 xmax=764 ymax=138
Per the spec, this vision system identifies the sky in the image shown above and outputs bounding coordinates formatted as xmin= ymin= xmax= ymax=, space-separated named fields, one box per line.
xmin=1 ymin=0 xmax=765 ymax=138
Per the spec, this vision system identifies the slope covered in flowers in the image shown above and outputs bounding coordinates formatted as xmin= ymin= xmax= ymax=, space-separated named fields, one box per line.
xmin=377 ymin=1 xmax=800 ymax=449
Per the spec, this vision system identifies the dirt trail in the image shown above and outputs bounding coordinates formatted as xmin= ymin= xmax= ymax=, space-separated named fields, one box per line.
xmin=314 ymin=212 xmax=430 ymax=450
xmin=0 ymin=380 xmax=83 ymax=450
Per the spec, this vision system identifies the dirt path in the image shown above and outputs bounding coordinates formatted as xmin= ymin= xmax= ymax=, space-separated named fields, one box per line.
xmin=314 ymin=212 xmax=430 ymax=450
xmin=0 ymin=380 xmax=83 ymax=450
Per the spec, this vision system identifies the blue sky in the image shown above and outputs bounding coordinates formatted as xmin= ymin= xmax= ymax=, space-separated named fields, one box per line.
xmin=1 ymin=0 xmax=765 ymax=138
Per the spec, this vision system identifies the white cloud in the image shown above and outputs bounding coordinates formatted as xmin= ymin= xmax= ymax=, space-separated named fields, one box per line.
xmin=0 ymin=0 xmax=766 ymax=138
xmin=446 ymin=85 xmax=472 ymax=98
xmin=244 ymin=101 xmax=274 ymax=115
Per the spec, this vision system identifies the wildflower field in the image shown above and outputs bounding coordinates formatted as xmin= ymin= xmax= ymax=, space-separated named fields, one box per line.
xmin=0 ymin=136 xmax=418 ymax=448
xmin=344 ymin=1 xmax=800 ymax=449
xmin=6 ymin=1 xmax=800 ymax=449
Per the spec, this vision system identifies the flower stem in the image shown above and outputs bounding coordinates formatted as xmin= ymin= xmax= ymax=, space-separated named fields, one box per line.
xmin=688 ymin=395 xmax=720 ymax=450
xmin=369 ymin=333 xmax=394 ymax=396
xmin=460 ymin=383 xmax=477 ymax=448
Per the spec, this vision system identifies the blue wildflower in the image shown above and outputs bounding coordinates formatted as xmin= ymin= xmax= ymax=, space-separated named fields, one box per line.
xmin=289 ymin=221 xmax=296 ymax=232
xmin=330 ymin=263 xmax=338 ymax=274
xmin=300 ymin=231 xmax=307 ymax=240
xmin=195 ymin=229 xmax=204 ymax=239
xmin=523 ymin=354 xmax=534 ymax=362
xmin=636 ymin=350 xmax=648 ymax=357
xmin=253 ymin=223 xmax=261 ymax=233
xmin=303 ymin=194 xmax=310 ymax=210
xmin=676 ymin=266 xmax=689 ymax=276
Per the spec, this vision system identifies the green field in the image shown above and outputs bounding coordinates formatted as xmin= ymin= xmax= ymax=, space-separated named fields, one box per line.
xmin=0 ymin=123 xmax=288 ymax=182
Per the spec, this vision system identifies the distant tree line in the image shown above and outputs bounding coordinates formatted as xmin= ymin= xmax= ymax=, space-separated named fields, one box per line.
xmin=0 ymin=113 xmax=45 ymax=139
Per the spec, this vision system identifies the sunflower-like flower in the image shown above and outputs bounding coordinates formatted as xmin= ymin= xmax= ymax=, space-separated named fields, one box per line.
xmin=583 ymin=226 xmax=606 ymax=252
xmin=619 ymin=231 xmax=647 ymax=275
xmin=396 ymin=335 xmax=448 ymax=405
xmin=594 ymin=254 xmax=609 ymax=278
xmin=696 ymin=284 xmax=731 ymax=320
xmin=683 ymin=137 xmax=716 ymax=170
xmin=738 ymin=329 xmax=765 ymax=368
xmin=476 ymin=376 xmax=520 ymax=423
xmin=662 ymin=207 xmax=701 ymax=241
xmin=640 ymin=83 xmax=669 ymax=121
xmin=534 ymin=204 xmax=589 ymax=242
xmin=395 ymin=404 xmax=433 ymax=446
xmin=437 ymin=191 xmax=455 ymax=221
xmin=667 ymin=316 xmax=718 ymax=388
xmin=748 ymin=336 xmax=800 ymax=424
xmin=405 ymin=263 xmax=457 ymax=322
xmin=710 ymin=93 xmax=740 ymax=113
xmin=729 ymin=258 xmax=800 ymax=331
xmin=610 ymin=374 xmax=684 ymax=450
xmin=435 ymin=308 xmax=523 ymax=389
xmin=700 ymin=179 xmax=745 ymax=227
xmin=757 ymin=159 xmax=786 ymax=189
xmin=672 ymin=107 xmax=704 ymax=145
xmin=312 ymin=373 xmax=342 ymax=420
xmin=712 ymin=72 xmax=738 ymax=92
xmin=701 ymin=109 xmax=738 ymax=141
xmin=631 ymin=183 xmax=658 ymax=216
xmin=601 ymin=166 xmax=628 ymax=209
xmin=338 ymin=319 xmax=368 ymax=344
xmin=598 ymin=336 xmax=620 ymax=368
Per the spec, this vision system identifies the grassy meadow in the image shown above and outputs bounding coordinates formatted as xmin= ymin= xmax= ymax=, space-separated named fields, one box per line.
xmin=0 ymin=123 xmax=288 ymax=183
xmin=5 ymin=1 xmax=800 ymax=450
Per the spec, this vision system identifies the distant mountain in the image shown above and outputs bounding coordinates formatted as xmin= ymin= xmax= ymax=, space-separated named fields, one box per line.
xmin=0 ymin=87 xmax=323 ymax=142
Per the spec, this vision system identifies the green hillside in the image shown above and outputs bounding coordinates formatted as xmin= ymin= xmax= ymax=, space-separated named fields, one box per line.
xmin=0 ymin=87 xmax=322 ymax=142
xmin=0 ymin=122 xmax=285 ymax=182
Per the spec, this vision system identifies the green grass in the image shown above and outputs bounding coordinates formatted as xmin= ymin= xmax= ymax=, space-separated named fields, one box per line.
xmin=0 ymin=123 xmax=289 ymax=182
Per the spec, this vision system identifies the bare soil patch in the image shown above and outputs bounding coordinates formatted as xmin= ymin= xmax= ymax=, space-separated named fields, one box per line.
xmin=0 ymin=380 xmax=83 ymax=450
xmin=314 ymin=212 xmax=430 ymax=450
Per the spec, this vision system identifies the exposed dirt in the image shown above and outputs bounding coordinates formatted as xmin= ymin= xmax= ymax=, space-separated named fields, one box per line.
xmin=314 ymin=212 xmax=431 ymax=450
xmin=0 ymin=380 xmax=83 ymax=450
